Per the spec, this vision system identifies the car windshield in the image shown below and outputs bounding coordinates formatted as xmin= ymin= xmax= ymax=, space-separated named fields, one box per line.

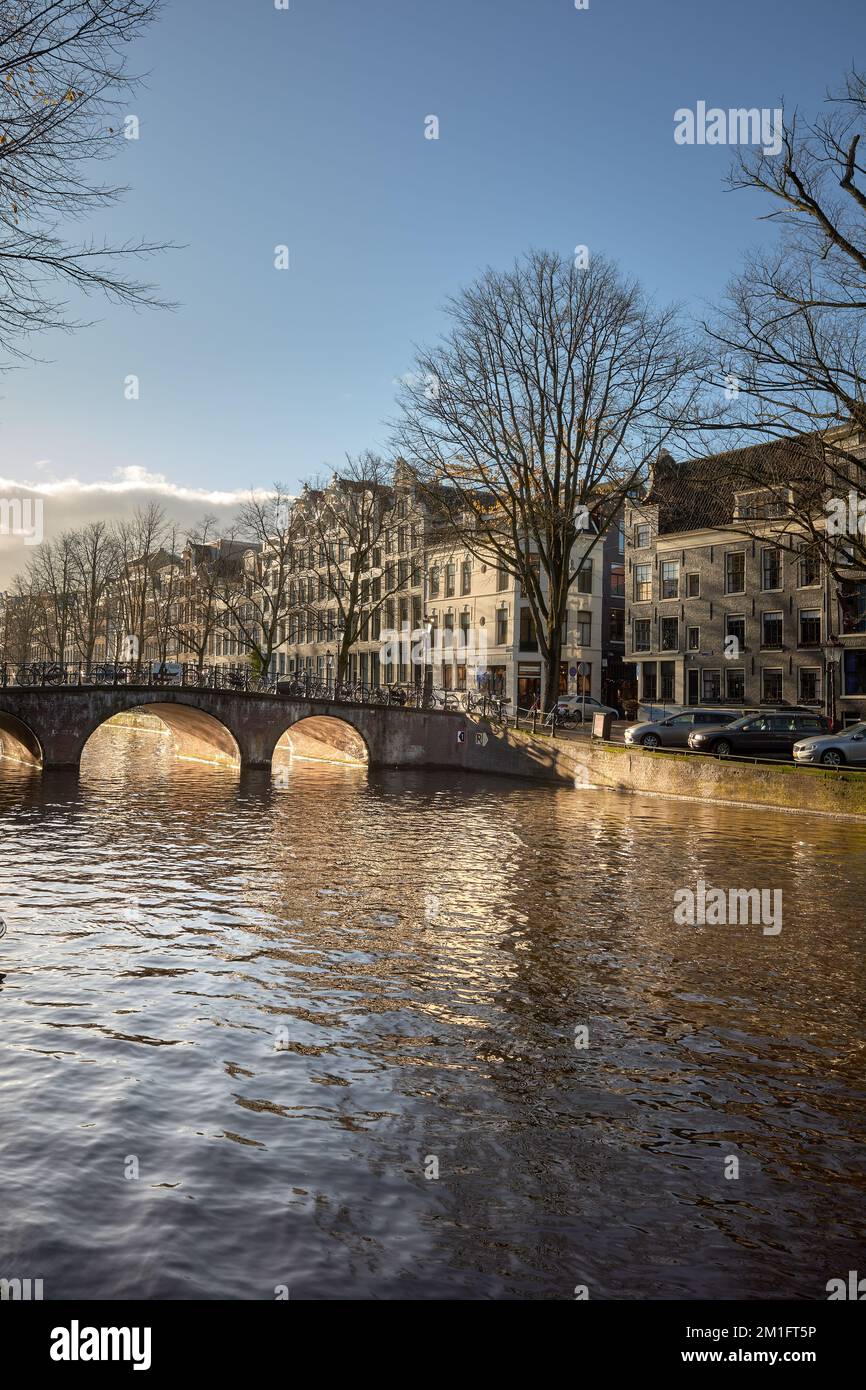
xmin=845 ymin=722 xmax=866 ymax=737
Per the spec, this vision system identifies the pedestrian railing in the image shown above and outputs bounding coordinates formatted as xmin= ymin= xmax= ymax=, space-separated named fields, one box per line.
xmin=0 ymin=663 xmax=511 ymax=721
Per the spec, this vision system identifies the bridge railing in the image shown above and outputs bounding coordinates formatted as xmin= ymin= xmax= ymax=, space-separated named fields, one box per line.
xmin=0 ymin=662 xmax=510 ymax=721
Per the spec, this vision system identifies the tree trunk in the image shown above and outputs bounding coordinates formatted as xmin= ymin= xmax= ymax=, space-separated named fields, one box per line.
xmin=542 ymin=621 xmax=563 ymax=713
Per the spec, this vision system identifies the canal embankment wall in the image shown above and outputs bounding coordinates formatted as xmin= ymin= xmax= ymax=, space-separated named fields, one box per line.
xmin=458 ymin=720 xmax=866 ymax=820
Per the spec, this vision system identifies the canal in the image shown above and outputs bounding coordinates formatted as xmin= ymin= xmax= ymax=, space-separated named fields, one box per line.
xmin=1 ymin=723 xmax=864 ymax=1299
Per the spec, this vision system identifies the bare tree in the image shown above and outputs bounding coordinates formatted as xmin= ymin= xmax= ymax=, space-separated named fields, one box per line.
xmin=706 ymin=68 xmax=866 ymax=572
xmin=172 ymin=516 xmax=233 ymax=675
xmin=395 ymin=250 xmax=703 ymax=709
xmin=219 ymin=488 xmax=295 ymax=676
xmin=148 ymin=520 xmax=180 ymax=663
xmin=26 ymin=529 xmax=76 ymax=659
xmin=68 ymin=520 xmax=118 ymax=663
xmin=112 ymin=501 xmax=169 ymax=664
xmin=294 ymin=454 xmax=410 ymax=683
xmin=0 ymin=570 xmax=47 ymax=665
xmin=0 ymin=0 xmax=171 ymax=363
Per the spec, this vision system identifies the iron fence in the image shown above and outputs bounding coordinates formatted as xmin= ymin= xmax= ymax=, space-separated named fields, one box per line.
xmin=0 ymin=662 xmax=511 ymax=722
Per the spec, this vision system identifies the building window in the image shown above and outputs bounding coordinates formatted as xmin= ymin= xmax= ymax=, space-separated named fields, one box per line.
xmin=495 ymin=608 xmax=508 ymax=646
xmin=701 ymin=669 xmax=721 ymax=701
xmin=686 ymin=573 xmax=700 ymax=598
xmin=799 ymin=668 xmax=821 ymax=704
xmin=445 ymin=564 xmax=456 ymax=597
xmin=633 ymin=618 xmax=651 ymax=652
xmin=429 ymin=566 xmax=440 ymax=598
xmin=660 ymin=616 xmax=678 ymax=650
xmin=726 ymin=614 xmax=746 ymax=652
xmin=634 ymin=563 xmax=652 ymax=603
xmin=519 ymin=606 xmax=538 ymax=651
xmin=660 ymin=561 xmax=679 ymax=600
xmin=496 ymin=567 xmax=509 ymax=592
xmin=761 ymin=612 xmax=783 ymax=649
xmin=725 ymin=552 xmax=746 ymax=594
xmin=642 ymin=664 xmax=657 ymax=699
xmin=575 ymin=613 xmax=592 ymax=646
xmin=798 ymin=547 xmax=821 ymax=587
xmin=725 ymin=667 xmax=745 ymax=701
xmin=687 ymin=625 xmax=700 ymax=651
xmin=840 ymin=580 xmax=866 ymax=634
xmin=460 ymin=559 xmax=472 ymax=595
xmin=844 ymin=649 xmax=866 ymax=695
xmin=609 ymin=607 xmax=625 ymax=642
xmin=761 ymin=547 xmax=782 ymax=591
xmin=610 ymin=564 xmax=625 ymax=597
xmin=798 ymin=609 xmax=821 ymax=647
xmin=634 ymin=523 xmax=650 ymax=548
xmin=762 ymin=668 xmax=783 ymax=703
xmin=576 ymin=558 xmax=593 ymax=594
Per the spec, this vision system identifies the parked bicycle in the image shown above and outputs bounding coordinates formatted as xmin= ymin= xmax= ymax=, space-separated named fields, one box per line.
xmin=15 ymin=661 xmax=64 ymax=687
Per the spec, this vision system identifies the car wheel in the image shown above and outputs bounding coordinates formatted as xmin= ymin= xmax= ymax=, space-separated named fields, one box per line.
xmin=641 ymin=733 xmax=660 ymax=750
xmin=714 ymin=739 xmax=732 ymax=758
xmin=820 ymin=749 xmax=845 ymax=767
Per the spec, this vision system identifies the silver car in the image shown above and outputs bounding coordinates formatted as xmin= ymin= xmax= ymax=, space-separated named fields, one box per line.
xmin=624 ymin=707 xmax=738 ymax=751
xmin=554 ymin=694 xmax=619 ymax=724
xmin=793 ymin=721 xmax=866 ymax=768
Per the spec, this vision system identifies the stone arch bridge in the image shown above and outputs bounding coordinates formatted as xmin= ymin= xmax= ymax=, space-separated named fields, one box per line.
xmin=0 ymin=685 xmax=555 ymax=780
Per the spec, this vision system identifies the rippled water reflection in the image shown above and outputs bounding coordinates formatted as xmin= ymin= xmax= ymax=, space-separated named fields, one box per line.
xmin=1 ymin=725 xmax=864 ymax=1299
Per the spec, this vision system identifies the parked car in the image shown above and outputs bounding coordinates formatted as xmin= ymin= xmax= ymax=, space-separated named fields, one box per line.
xmin=793 ymin=721 xmax=866 ymax=768
xmin=624 ymin=707 xmax=739 ymax=750
xmin=554 ymin=694 xmax=619 ymax=724
xmin=688 ymin=711 xmax=831 ymax=760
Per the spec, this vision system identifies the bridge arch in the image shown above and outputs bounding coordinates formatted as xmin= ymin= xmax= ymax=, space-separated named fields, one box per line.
xmin=0 ymin=711 xmax=43 ymax=766
xmin=272 ymin=714 xmax=370 ymax=767
xmin=81 ymin=700 xmax=241 ymax=769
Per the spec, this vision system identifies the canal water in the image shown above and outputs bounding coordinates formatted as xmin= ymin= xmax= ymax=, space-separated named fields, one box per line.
xmin=1 ymin=724 xmax=864 ymax=1299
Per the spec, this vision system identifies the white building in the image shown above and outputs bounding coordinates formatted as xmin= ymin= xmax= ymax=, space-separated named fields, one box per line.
xmin=424 ymin=537 xmax=603 ymax=709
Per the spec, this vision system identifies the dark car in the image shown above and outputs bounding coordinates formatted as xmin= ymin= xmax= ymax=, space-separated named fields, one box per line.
xmin=688 ymin=711 xmax=831 ymax=760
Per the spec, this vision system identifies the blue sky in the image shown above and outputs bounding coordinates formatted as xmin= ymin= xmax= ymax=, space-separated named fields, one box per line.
xmin=0 ymin=0 xmax=863 ymax=500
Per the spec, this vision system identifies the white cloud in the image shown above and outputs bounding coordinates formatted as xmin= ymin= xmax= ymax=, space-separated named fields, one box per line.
xmin=0 ymin=467 xmax=276 ymax=586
